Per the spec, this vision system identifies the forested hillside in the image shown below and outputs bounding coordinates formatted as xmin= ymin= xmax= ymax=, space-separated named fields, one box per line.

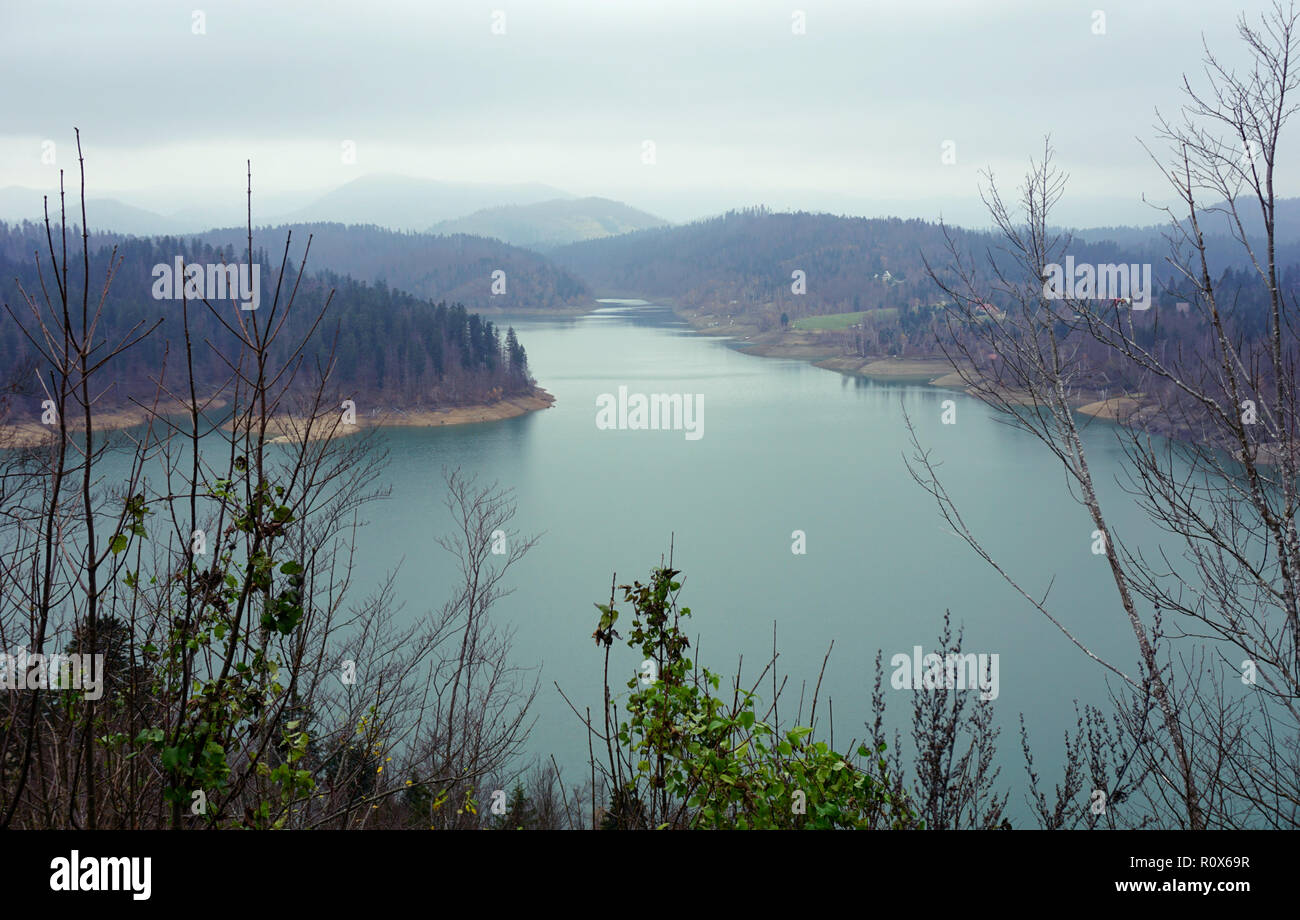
xmin=548 ymin=206 xmax=1300 ymax=450
xmin=0 ymin=222 xmax=535 ymax=418
xmin=1075 ymin=196 xmax=1300 ymax=254
xmin=192 ymin=223 xmax=590 ymax=311
xmin=551 ymin=207 xmax=961 ymax=316
xmin=552 ymin=206 xmax=1300 ymax=346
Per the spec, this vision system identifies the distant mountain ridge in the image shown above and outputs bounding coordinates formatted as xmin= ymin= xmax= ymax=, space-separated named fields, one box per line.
xmin=190 ymin=222 xmax=589 ymax=311
xmin=552 ymin=205 xmax=1300 ymax=326
xmin=0 ymin=186 xmax=184 ymax=236
xmin=276 ymin=175 xmax=575 ymax=231
xmin=0 ymin=175 xmax=578 ymax=236
xmin=1072 ymin=196 xmax=1300 ymax=248
xmin=427 ymin=196 xmax=669 ymax=250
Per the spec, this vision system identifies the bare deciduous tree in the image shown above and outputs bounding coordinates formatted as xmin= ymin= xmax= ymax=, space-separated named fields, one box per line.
xmin=0 ymin=136 xmax=540 ymax=830
xmin=913 ymin=2 xmax=1300 ymax=829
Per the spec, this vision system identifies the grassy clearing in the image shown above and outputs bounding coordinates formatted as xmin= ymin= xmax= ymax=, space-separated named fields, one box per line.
xmin=792 ymin=311 xmax=868 ymax=331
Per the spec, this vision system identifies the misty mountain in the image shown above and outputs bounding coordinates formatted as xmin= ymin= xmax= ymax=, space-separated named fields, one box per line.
xmin=0 ymin=186 xmax=328 ymax=237
xmin=427 ymin=196 xmax=669 ymax=250
xmin=190 ymin=222 xmax=589 ymax=311
xmin=0 ymin=186 xmax=187 ymax=236
xmin=1073 ymin=196 xmax=1300 ymax=252
xmin=276 ymin=175 xmax=576 ymax=231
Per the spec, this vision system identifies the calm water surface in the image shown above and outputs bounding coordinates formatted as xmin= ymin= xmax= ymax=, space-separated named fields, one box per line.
xmin=348 ymin=300 xmax=1158 ymax=818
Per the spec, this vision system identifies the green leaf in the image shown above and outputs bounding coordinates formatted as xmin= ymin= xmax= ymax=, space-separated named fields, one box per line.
xmin=109 ymin=534 xmax=128 ymax=555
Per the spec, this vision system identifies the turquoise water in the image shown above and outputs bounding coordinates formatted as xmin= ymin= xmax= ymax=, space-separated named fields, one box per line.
xmin=345 ymin=299 xmax=1157 ymax=816
xmin=45 ymin=298 xmax=1170 ymax=821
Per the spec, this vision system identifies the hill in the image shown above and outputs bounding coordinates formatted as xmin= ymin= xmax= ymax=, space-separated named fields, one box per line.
xmin=428 ymin=197 xmax=669 ymax=250
xmin=553 ymin=205 xmax=1300 ymax=330
xmin=0 ymin=187 xmax=184 ymax=236
xmin=188 ymin=223 xmax=590 ymax=311
xmin=550 ymin=207 xmax=991 ymax=324
xmin=276 ymin=175 xmax=574 ymax=231
xmin=1072 ymin=196 xmax=1300 ymax=254
xmin=0 ymin=222 xmax=540 ymax=418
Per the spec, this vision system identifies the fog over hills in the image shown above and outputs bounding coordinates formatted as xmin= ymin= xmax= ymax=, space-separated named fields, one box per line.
xmin=274 ymin=175 xmax=575 ymax=231
xmin=0 ymin=175 xmax=578 ymax=236
xmin=6 ymin=172 xmax=1262 ymax=244
xmin=428 ymin=196 xmax=669 ymax=250
xmin=1072 ymin=197 xmax=1300 ymax=248
xmin=0 ymin=185 xmax=322 ymax=236
xmin=0 ymin=186 xmax=184 ymax=236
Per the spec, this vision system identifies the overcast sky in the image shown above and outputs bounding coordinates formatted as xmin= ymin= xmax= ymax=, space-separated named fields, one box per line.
xmin=0 ymin=0 xmax=1289 ymax=226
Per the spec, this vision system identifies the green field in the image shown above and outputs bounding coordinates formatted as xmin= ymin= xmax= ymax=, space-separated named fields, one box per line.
xmin=791 ymin=311 xmax=868 ymax=331
xmin=792 ymin=309 xmax=899 ymax=331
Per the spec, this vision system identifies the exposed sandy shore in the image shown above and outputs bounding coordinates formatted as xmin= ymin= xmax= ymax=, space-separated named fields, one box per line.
xmin=1076 ymin=396 xmax=1143 ymax=421
xmin=930 ymin=371 xmax=968 ymax=387
xmin=681 ymin=308 xmax=965 ymax=380
xmin=677 ymin=305 xmax=1164 ymax=423
xmin=228 ymin=387 xmax=557 ymax=444
xmin=745 ymin=341 xmax=842 ymax=359
xmin=2 ymin=390 xmax=555 ymax=449
xmin=815 ymin=356 xmax=964 ymax=381
xmin=672 ymin=302 xmax=1254 ymax=451
xmin=0 ymin=397 xmax=229 ymax=449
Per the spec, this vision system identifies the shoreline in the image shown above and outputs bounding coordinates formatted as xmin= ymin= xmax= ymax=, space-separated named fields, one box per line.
xmin=673 ymin=304 xmax=1281 ymax=456
xmin=678 ymin=306 xmax=971 ymax=384
xmin=243 ymin=387 xmax=556 ymax=444
xmin=0 ymin=388 xmax=555 ymax=448
xmin=0 ymin=397 xmax=230 ymax=449
xmin=673 ymin=305 xmax=1166 ymax=425
xmin=571 ymin=301 xmax=1190 ymax=436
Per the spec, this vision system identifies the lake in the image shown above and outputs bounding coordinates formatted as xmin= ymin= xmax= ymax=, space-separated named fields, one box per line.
xmin=31 ymin=297 xmax=1168 ymax=823
xmin=345 ymin=298 xmax=1158 ymax=821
